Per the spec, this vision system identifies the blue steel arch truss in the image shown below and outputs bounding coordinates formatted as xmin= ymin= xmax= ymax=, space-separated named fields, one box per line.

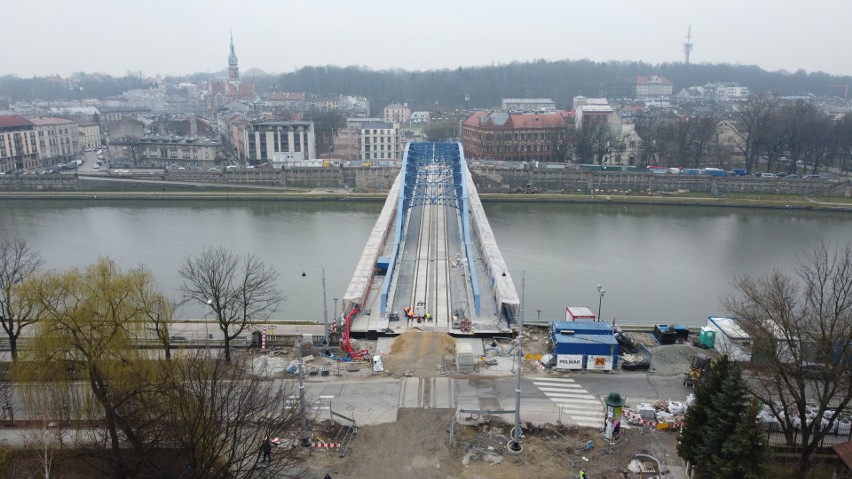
xmin=379 ymin=142 xmax=481 ymax=317
xmin=402 ymin=142 xmax=464 ymax=210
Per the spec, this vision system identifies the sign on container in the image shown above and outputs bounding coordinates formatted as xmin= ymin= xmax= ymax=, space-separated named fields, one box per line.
xmin=586 ymin=355 xmax=613 ymax=371
xmin=556 ymin=354 xmax=584 ymax=370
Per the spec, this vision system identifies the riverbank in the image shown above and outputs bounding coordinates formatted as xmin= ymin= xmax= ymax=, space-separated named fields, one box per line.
xmin=1 ymin=188 xmax=851 ymax=211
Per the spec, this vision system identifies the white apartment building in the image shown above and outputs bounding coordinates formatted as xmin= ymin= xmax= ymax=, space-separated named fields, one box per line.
xmin=361 ymin=121 xmax=401 ymax=162
xmin=29 ymin=117 xmax=79 ymax=166
xmin=239 ymin=120 xmax=316 ymax=167
xmin=0 ymin=115 xmax=39 ymax=173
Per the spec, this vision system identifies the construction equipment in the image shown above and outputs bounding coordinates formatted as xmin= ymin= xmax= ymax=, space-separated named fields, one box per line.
xmin=683 ymin=353 xmax=712 ymax=388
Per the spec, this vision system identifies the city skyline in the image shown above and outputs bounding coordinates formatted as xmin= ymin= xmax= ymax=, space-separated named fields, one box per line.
xmin=4 ymin=0 xmax=852 ymax=79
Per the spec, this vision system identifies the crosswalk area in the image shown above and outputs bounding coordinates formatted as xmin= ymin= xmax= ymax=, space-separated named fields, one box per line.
xmin=531 ymin=377 xmax=604 ymax=428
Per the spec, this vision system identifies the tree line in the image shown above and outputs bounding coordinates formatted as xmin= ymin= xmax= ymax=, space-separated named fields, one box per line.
xmin=3 ymin=59 xmax=852 ymax=109
xmin=631 ymin=96 xmax=852 ymax=173
xmin=0 ymin=241 xmax=307 ymax=478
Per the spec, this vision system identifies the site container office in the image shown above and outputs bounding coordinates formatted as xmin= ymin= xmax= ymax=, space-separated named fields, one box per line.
xmin=706 ymin=317 xmax=752 ymax=362
xmin=565 ymin=306 xmax=597 ymax=322
xmin=551 ymin=331 xmax=619 ymax=369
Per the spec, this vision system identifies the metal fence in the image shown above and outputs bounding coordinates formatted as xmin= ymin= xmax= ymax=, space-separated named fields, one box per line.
xmin=762 ymin=422 xmax=852 ymax=448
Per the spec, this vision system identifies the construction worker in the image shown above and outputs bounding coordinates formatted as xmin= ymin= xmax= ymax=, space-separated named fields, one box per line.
xmin=425 ymin=313 xmax=432 ymax=322
xmin=579 ymin=468 xmax=587 ymax=479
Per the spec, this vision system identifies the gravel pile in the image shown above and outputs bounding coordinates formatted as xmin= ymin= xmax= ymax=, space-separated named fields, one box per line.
xmin=649 ymin=344 xmax=715 ymax=376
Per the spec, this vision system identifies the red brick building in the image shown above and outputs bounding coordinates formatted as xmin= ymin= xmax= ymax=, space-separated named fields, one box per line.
xmin=462 ymin=111 xmax=570 ymax=162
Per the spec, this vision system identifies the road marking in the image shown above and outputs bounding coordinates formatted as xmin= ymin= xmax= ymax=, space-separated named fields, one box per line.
xmin=531 ymin=377 xmax=577 ymax=384
xmin=531 ymin=378 xmax=603 ymax=428
xmin=536 ymin=385 xmax=585 ymax=391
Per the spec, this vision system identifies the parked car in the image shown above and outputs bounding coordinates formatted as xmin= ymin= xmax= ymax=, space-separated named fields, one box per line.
xmin=803 ymin=175 xmax=822 ymax=179
xmin=783 ymin=174 xmax=799 ymax=179
xmin=760 ymin=173 xmax=778 ymax=178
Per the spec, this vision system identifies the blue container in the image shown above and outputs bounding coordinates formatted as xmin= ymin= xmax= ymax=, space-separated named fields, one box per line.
xmin=551 ymin=333 xmax=619 ymax=367
xmin=376 ymin=255 xmax=391 ymax=272
xmin=552 ymin=321 xmax=613 ymax=336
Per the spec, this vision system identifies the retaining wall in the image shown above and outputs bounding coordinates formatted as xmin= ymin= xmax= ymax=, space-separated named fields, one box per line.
xmin=2 ymin=169 xmax=850 ymax=198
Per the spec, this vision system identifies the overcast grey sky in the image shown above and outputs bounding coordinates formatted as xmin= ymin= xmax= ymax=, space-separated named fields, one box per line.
xmin=5 ymin=0 xmax=851 ymax=78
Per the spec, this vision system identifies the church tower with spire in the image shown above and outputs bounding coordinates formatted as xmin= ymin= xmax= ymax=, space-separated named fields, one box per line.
xmin=228 ymin=33 xmax=240 ymax=89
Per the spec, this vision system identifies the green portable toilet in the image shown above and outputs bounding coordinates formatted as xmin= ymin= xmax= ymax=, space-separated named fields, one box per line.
xmin=699 ymin=327 xmax=716 ymax=348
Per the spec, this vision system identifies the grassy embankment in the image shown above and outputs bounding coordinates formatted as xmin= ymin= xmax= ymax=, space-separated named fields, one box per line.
xmin=2 ymin=188 xmax=850 ymax=211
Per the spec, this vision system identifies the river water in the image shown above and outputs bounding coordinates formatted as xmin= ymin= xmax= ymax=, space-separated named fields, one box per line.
xmin=1 ymin=199 xmax=849 ymax=327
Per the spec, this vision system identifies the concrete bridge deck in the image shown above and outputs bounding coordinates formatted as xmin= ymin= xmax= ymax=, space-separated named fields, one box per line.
xmin=341 ymin=142 xmax=519 ymax=342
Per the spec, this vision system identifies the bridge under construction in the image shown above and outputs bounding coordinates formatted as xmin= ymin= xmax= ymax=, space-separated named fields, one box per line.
xmin=340 ymin=142 xmax=520 ymax=349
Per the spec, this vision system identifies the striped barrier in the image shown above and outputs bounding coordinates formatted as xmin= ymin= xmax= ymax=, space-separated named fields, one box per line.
xmin=312 ymin=442 xmax=340 ymax=448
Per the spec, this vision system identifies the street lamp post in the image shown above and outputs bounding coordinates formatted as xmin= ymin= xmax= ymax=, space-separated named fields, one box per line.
xmin=597 ymin=284 xmax=606 ymax=322
xmin=303 ymin=269 xmax=331 ymax=345
xmin=204 ymin=299 xmax=213 ymax=353
xmin=321 ymin=269 xmax=329 ymax=345
xmin=297 ymin=334 xmax=310 ymax=447
xmin=509 ymin=271 xmax=526 ymax=454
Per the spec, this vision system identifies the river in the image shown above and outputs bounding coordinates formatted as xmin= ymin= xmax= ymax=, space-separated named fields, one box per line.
xmin=1 ymin=199 xmax=849 ymax=327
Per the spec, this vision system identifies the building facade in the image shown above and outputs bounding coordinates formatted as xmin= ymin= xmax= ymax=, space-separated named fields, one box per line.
xmin=108 ymin=136 xmax=221 ymax=170
xmin=78 ymin=121 xmax=101 ymax=149
xmin=0 ymin=115 xmax=38 ymax=173
xmin=331 ymin=127 xmax=361 ymax=161
xmin=501 ymin=98 xmax=556 ymax=112
xmin=29 ymin=117 xmax=79 ymax=166
xmin=636 ymin=76 xmax=673 ymax=98
xmin=107 ymin=117 xmax=146 ymax=141
xmin=462 ymin=111 xmax=569 ymax=162
xmin=360 ymin=122 xmax=401 ymax=162
xmin=574 ymin=104 xmax=616 ymax=130
xmin=409 ymin=111 xmax=430 ymax=124
xmin=237 ymin=120 xmax=316 ymax=167
xmin=383 ymin=103 xmax=411 ymax=125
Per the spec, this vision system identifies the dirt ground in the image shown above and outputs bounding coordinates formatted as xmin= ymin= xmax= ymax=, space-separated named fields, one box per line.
xmin=304 ymin=408 xmax=679 ymax=479
xmin=302 ymin=331 xmax=680 ymax=479
xmin=382 ymin=330 xmax=457 ymax=377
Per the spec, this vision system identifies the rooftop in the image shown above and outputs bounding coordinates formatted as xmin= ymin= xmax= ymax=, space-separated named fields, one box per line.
xmin=28 ymin=117 xmax=75 ymax=126
xmin=0 ymin=115 xmax=34 ymax=128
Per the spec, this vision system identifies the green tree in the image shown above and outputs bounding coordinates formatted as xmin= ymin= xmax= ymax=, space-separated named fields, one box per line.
xmin=678 ymin=356 xmax=769 ymax=478
xmin=179 ymin=247 xmax=283 ymax=362
xmin=0 ymin=239 xmax=44 ymax=360
xmin=17 ymin=258 xmax=167 ymax=478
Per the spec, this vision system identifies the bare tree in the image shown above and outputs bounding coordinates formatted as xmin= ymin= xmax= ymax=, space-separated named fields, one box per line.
xmin=158 ymin=351 xmax=308 ymax=478
xmin=0 ymin=238 xmax=44 ymax=360
xmin=179 ymin=247 xmax=283 ymax=362
xmin=734 ymin=95 xmax=778 ymax=173
xmin=724 ymin=241 xmax=852 ymax=477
